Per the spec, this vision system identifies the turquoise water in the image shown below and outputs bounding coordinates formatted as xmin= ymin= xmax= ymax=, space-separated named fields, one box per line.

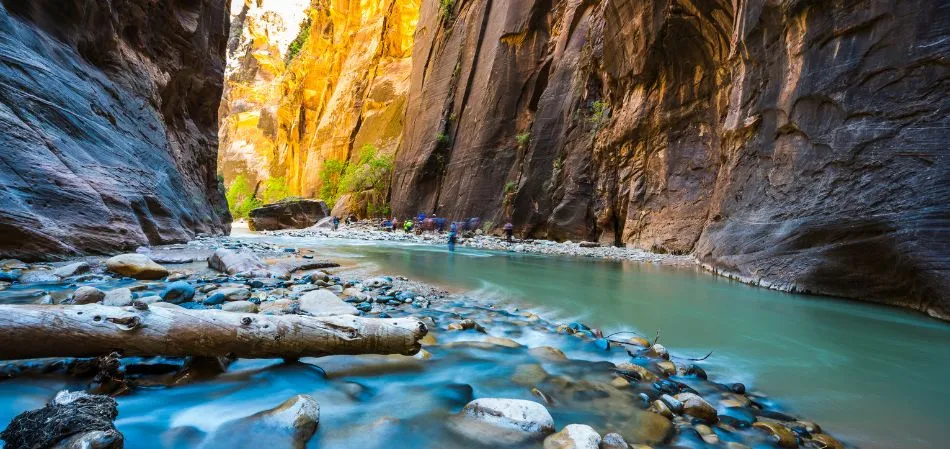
xmin=249 ymin=235 xmax=950 ymax=449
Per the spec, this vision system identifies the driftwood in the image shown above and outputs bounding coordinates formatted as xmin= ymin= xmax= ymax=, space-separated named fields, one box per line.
xmin=0 ymin=304 xmax=427 ymax=361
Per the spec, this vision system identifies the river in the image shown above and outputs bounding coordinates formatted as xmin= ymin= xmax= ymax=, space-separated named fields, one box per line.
xmin=246 ymin=234 xmax=950 ymax=449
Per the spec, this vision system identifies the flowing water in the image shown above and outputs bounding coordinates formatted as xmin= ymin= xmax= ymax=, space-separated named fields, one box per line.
xmin=1 ymin=234 xmax=948 ymax=449
xmin=240 ymin=235 xmax=950 ymax=449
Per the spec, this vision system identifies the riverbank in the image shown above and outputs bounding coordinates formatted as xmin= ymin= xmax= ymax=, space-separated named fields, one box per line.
xmin=0 ymin=237 xmax=848 ymax=449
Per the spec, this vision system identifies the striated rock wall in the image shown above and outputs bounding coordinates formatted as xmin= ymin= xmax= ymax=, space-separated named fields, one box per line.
xmin=219 ymin=0 xmax=419 ymax=197
xmin=391 ymin=0 xmax=950 ymax=319
xmin=0 ymin=0 xmax=231 ymax=260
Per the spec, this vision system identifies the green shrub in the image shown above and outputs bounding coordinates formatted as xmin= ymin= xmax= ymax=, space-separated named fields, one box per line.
xmin=589 ymin=100 xmax=609 ymax=127
xmin=504 ymin=181 xmax=517 ymax=194
xmin=515 ymin=132 xmax=530 ymax=146
xmin=226 ymin=174 xmax=262 ymax=219
xmin=436 ymin=132 xmax=450 ymax=146
xmin=319 ymin=159 xmax=346 ymax=210
xmin=285 ymin=15 xmax=312 ymax=63
xmin=319 ymin=144 xmax=394 ymax=213
xmin=440 ymin=0 xmax=456 ymax=21
xmin=259 ymin=176 xmax=292 ymax=204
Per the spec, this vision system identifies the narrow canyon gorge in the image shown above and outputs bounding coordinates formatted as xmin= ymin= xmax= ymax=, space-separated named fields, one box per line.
xmin=1 ymin=0 xmax=948 ymax=320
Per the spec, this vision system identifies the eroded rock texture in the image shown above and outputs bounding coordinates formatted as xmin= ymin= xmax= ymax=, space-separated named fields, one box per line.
xmin=219 ymin=0 xmax=419 ymax=196
xmin=0 ymin=0 xmax=231 ymax=260
xmin=391 ymin=0 xmax=950 ymax=319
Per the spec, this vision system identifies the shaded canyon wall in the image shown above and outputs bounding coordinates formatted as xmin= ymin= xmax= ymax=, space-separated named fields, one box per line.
xmin=390 ymin=0 xmax=950 ymax=319
xmin=0 ymin=0 xmax=231 ymax=260
xmin=218 ymin=0 xmax=419 ymax=198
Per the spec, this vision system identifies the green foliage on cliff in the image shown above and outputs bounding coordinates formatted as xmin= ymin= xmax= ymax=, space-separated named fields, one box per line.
xmin=439 ymin=0 xmax=456 ymax=21
xmin=515 ymin=132 xmax=530 ymax=147
xmin=259 ymin=176 xmax=292 ymax=205
xmin=226 ymin=174 xmax=261 ymax=219
xmin=319 ymin=144 xmax=394 ymax=214
xmin=589 ymin=100 xmax=610 ymax=128
xmin=286 ymin=15 xmax=313 ymax=63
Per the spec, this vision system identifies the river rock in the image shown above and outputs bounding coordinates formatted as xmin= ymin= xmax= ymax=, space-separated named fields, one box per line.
xmin=221 ymin=301 xmax=259 ymax=313
xmin=19 ymin=269 xmax=60 ymax=283
xmin=198 ymin=394 xmax=319 ymax=449
xmin=544 ymin=424 xmax=601 ymax=449
xmin=530 ymin=346 xmax=568 ymax=361
xmin=72 ymin=286 xmax=105 ymax=305
xmin=298 ymin=289 xmax=358 ymax=316
xmin=105 ymin=254 xmax=168 ymax=280
xmin=103 ymin=288 xmax=133 ymax=307
xmin=53 ymin=262 xmax=91 ymax=278
xmin=207 ymin=249 xmax=268 ymax=276
xmin=449 ymin=398 xmax=555 ymax=445
xmin=210 ymin=287 xmax=251 ymax=302
xmin=248 ymin=200 xmax=330 ymax=231
xmin=0 ymin=270 xmax=20 ymax=282
xmin=160 ymin=281 xmax=195 ymax=304
xmin=675 ymin=393 xmax=718 ymax=423
xmin=808 ymin=433 xmax=843 ymax=449
xmin=600 ymin=432 xmax=630 ymax=449
xmin=0 ymin=391 xmax=121 ymax=449
xmin=512 ymin=364 xmax=549 ymax=385
xmin=259 ymin=299 xmax=297 ymax=315
xmin=630 ymin=411 xmax=672 ymax=445
xmin=752 ymin=422 xmax=797 ymax=448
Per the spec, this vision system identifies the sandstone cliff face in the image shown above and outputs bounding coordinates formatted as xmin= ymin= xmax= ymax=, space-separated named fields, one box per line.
xmin=391 ymin=0 xmax=950 ymax=319
xmin=0 ymin=0 xmax=231 ymax=260
xmin=219 ymin=0 xmax=419 ymax=197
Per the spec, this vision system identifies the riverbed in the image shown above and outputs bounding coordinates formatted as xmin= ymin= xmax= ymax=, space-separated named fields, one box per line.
xmin=236 ymin=230 xmax=950 ymax=449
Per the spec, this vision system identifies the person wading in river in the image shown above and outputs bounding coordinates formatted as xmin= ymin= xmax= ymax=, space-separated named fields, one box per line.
xmin=447 ymin=223 xmax=458 ymax=252
xmin=403 ymin=219 xmax=414 ymax=233
xmin=503 ymin=222 xmax=514 ymax=243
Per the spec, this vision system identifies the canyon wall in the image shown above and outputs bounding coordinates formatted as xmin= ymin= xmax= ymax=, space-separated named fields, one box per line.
xmin=0 ymin=0 xmax=231 ymax=260
xmin=218 ymin=0 xmax=419 ymax=198
xmin=391 ymin=0 xmax=950 ymax=319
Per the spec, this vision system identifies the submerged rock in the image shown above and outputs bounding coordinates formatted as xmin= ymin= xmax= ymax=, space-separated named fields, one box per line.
xmin=0 ymin=390 xmax=122 ymax=449
xmin=199 ymin=394 xmax=319 ymax=449
xmin=543 ymin=424 xmax=601 ymax=449
xmin=630 ymin=411 xmax=672 ymax=445
xmin=675 ymin=392 xmax=718 ymax=423
xmin=449 ymin=398 xmax=555 ymax=446
xmin=105 ymin=254 xmax=168 ymax=280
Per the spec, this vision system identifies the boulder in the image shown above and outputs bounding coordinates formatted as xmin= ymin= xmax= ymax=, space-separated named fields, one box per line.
xmin=72 ymin=286 xmax=105 ymax=305
xmin=53 ymin=262 xmax=91 ymax=278
xmin=544 ymin=424 xmax=601 ymax=449
xmin=221 ymin=301 xmax=259 ymax=313
xmin=449 ymin=398 xmax=555 ymax=446
xmin=248 ymin=200 xmax=330 ymax=231
xmin=103 ymin=288 xmax=133 ymax=307
xmin=207 ymin=249 xmax=268 ymax=276
xmin=298 ymin=290 xmax=358 ymax=316
xmin=160 ymin=281 xmax=196 ymax=304
xmin=199 ymin=395 xmax=319 ymax=449
xmin=105 ymin=254 xmax=168 ymax=280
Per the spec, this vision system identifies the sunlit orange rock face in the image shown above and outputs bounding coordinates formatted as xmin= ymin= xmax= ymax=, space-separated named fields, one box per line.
xmin=218 ymin=0 xmax=419 ymax=195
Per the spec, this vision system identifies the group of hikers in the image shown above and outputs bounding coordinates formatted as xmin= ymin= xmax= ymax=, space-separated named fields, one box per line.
xmin=371 ymin=213 xmax=516 ymax=251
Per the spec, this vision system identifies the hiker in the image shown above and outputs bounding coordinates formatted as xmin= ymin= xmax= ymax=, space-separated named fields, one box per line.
xmin=381 ymin=217 xmax=393 ymax=231
xmin=504 ymin=222 xmax=514 ymax=243
xmin=332 ymin=216 xmax=340 ymax=230
xmin=403 ymin=219 xmax=414 ymax=233
xmin=447 ymin=223 xmax=458 ymax=252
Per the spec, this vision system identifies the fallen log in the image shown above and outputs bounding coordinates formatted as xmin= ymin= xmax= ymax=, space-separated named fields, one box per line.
xmin=0 ymin=304 xmax=427 ymax=361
